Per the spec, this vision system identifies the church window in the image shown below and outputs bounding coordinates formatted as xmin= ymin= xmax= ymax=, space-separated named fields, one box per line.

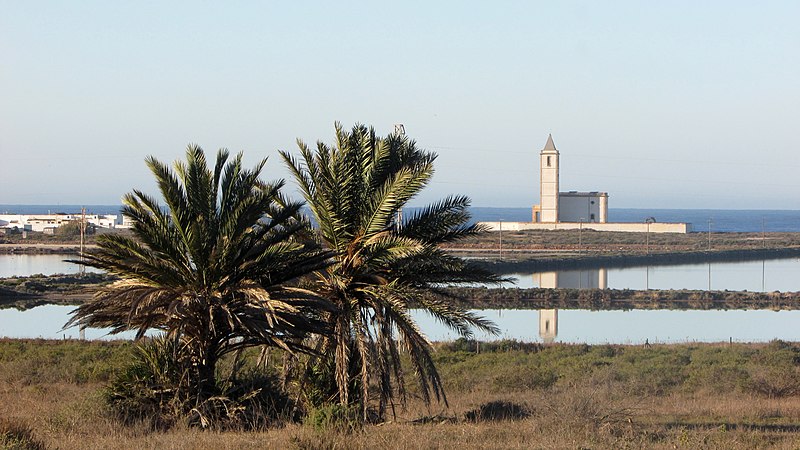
xmin=546 ymin=156 xmax=551 ymax=167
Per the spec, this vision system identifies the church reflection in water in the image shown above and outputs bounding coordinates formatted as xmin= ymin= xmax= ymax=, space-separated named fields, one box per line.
xmin=536 ymin=269 xmax=607 ymax=343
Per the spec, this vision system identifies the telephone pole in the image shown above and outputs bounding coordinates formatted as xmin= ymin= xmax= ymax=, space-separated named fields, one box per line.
xmin=79 ymin=207 xmax=86 ymax=276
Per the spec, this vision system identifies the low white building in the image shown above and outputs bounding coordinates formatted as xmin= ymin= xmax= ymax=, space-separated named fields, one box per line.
xmin=0 ymin=213 xmax=119 ymax=232
xmin=558 ymin=191 xmax=608 ymax=224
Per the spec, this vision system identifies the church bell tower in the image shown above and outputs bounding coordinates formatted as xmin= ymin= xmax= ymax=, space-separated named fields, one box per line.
xmin=539 ymin=134 xmax=559 ymax=223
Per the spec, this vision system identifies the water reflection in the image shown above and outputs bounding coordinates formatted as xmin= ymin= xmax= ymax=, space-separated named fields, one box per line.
xmin=534 ymin=268 xmax=607 ymax=290
xmin=535 ymin=268 xmax=608 ymax=343
xmin=4 ymin=304 xmax=800 ymax=345
xmin=0 ymin=305 xmax=136 ymax=340
xmin=413 ymin=309 xmax=800 ymax=345
xmin=521 ymin=261 xmax=800 ymax=344
xmin=539 ymin=309 xmax=557 ymax=344
xmin=510 ymin=258 xmax=800 ymax=293
xmin=0 ymin=254 xmax=100 ymax=278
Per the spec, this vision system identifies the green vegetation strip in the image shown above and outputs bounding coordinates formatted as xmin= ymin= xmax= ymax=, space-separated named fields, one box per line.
xmin=0 ymin=273 xmax=115 ymax=310
xmin=479 ymin=247 xmax=800 ymax=273
xmin=444 ymin=286 xmax=800 ymax=310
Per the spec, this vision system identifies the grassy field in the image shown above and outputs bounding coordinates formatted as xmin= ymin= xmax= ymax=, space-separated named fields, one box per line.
xmin=4 ymin=339 xmax=800 ymax=449
xmin=445 ymin=229 xmax=800 ymax=257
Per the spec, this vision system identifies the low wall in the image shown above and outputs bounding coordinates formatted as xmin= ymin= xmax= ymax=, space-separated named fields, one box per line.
xmin=478 ymin=221 xmax=692 ymax=234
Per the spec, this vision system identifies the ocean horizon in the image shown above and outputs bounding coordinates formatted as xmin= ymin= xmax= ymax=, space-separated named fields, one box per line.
xmin=1 ymin=205 xmax=799 ymax=233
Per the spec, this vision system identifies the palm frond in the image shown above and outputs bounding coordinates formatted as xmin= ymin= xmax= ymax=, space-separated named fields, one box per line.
xmin=283 ymin=123 xmax=502 ymax=419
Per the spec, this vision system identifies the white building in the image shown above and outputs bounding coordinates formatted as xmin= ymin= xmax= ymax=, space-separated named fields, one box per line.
xmin=532 ymin=135 xmax=608 ymax=224
xmin=0 ymin=213 xmax=119 ymax=232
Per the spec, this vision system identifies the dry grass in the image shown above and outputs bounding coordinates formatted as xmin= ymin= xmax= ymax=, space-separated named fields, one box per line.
xmin=449 ymin=229 xmax=800 ymax=253
xmin=4 ymin=388 xmax=800 ymax=449
xmin=5 ymin=340 xmax=800 ymax=449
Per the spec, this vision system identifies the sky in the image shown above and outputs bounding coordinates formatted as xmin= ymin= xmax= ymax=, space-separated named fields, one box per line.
xmin=1 ymin=1 xmax=799 ymax=209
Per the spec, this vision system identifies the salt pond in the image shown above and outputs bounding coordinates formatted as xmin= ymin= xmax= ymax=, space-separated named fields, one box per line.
xmin=3 ymin=305 xmax=800 ymax=344
xmin=0 ymin=254 xmax=100 ymax=278
xmin=2 ymin=255 xmax=799 ymax=343
xmin=508 ymin=258 xmax=800 ymax=292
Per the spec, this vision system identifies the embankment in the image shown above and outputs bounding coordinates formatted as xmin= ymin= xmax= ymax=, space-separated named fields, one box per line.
xmin=479 ymin=247 xmax=800 ymax=273
xmin=0 ymin=273 xmax=111 ymax=309
xmin=444 ymin=286 xmax=800 ymax=310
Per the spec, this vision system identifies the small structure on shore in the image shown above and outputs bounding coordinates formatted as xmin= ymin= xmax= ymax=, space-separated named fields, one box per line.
xmin=481 ymin=135 xmax=692 ymax=233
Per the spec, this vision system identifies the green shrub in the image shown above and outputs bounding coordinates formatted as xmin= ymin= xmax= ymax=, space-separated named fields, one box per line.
xmin=746 ymin=366 xmax=800 ymax=397
xmin=105 ymin=335 xmax=294 ymax=430
xmin=0 ymin=339 xmax=131 ymax=385
xmin=611 ymin=347 xmax=690 ymax=395
xmin=464 ymin=400 xmax=531 ymax=422
xmin=104 ymin=335 xmax=188 ymax=429
xmin=304 ymin=404 xmax=362 ymax=432
xmin=494 ymin=364 xmax=558 ymax=390
xmin=684 ymin=346 xmax=751 ymax=393
xmin=743 ymin=341 xmax=800 ymax=397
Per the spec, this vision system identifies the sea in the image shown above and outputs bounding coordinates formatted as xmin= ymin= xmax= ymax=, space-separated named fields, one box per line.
xmin=2 ymin=205 xmax=800 ymax=233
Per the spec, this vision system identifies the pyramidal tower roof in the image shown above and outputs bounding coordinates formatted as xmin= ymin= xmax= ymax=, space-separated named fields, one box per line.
xmin=542 ymin=134 xmax=558 ymax=152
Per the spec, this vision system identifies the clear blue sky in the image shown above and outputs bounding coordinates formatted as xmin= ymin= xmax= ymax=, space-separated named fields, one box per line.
xmin=1 ymin=1 xmax=798 ymax=209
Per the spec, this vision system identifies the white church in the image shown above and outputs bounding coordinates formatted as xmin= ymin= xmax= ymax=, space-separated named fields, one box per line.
xmin=532 ymin=134 xmax=608 ymax=224
xmin=481 ymin=135 xmax=691 ymax=233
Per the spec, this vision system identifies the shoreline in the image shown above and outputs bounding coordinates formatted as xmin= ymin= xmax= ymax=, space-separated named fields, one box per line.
xmin=0 ymin=243 xmax=98 ymax=254
xmin=478 ymin=247 xmax=800 ymax=273
xmin=5 ymin=282 xmax=800 ymax=312
xmin=443 ymin=287 xmax=800 ymax=311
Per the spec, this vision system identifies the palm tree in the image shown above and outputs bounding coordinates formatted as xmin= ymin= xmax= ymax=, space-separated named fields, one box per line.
xmin=281 ymin=123 xmax=505 ymax=420
xmin=67 ymin=145 xmax=331 ymax=407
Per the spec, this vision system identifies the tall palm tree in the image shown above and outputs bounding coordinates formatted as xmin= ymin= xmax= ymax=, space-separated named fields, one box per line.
xmin=281 ymin=123 xmax=505 ymax=420
xmin=67 ymin=145 xmax=331 ymax=404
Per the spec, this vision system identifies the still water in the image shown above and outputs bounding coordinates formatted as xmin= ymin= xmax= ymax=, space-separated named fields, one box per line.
xmin=412 ymin=309 xmax=800 ymax=344
xmin=0 ymin=305 xmax=136 ymax=340
xmin=0 ymin=254 xmax=100 ymax=278
xmin=2 ymin=305 xmax=799 ymax=345
xmin=509 ymin=258 xmax=800 ymax=292
xmin=3 ymin=255 xmax=798 ymax=291
xmin=1 ymin=255 xmax=800 ymax=343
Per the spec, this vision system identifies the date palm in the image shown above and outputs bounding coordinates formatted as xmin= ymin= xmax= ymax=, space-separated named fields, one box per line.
xmin=67 ymin=145 xmax=331 ymax=406
xmin=281 ymin=123 xmax=504 ymax=420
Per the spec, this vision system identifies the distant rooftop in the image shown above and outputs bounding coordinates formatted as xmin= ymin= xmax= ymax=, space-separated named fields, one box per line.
xmin=560 ymin=191 xmax=608 ymax=197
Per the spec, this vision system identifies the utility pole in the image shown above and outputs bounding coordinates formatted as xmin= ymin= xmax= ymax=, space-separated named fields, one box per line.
xmin=79 ymin=207 xmax=86 ymax=276
xmin=707 ymin=218 xmax=712 ymax=251
xmin=394 ymin=124 xmax=405 ymax=231
xmin=762 ymin=217 xmax=766 ymax=292
xmin=498 ymin=220 xmax=503 ymax=260
xmin=645 ymin=217 xmax=656 ymax=255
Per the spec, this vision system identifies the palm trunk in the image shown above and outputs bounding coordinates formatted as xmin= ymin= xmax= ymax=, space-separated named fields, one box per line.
xmin=196 ymin=357 xmax=217 ymax=400
xmin=193 ymin=337 xmax=219 ymax=405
